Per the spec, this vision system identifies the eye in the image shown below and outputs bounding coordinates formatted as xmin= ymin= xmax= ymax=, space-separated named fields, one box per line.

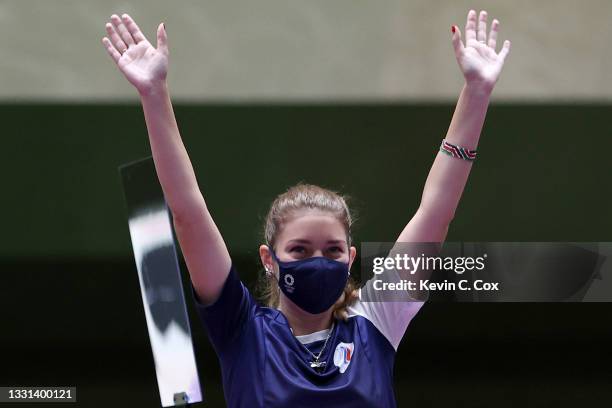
xmin=328 ymin=246 xmax=343 ymax=253
xmin=290 ymin=246 xmax=306 ymax=254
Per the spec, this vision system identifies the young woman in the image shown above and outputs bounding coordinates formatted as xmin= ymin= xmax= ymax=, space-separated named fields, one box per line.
xmin=102 ymin=9 xmax=510 ymax=407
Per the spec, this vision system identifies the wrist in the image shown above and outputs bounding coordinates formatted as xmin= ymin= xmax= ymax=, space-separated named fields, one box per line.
xmin=138 ymin=80 xmax=169 ymax=99
xmin=463 ymin=81 xmax=494 ymax=99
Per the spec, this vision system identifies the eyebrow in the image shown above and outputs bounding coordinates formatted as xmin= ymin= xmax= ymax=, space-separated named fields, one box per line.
xmin=286 ymin=239 xmax=347 ymax=245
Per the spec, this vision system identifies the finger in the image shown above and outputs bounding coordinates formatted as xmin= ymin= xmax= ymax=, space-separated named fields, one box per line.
xmin=156 ymin=22 xmax=168 ymax=55
xmin=498 ymin=40 xmax=511 ymax=62
xmin=102 ymin=37 xmax=121 ymax=64
xmin=488 ymin=19 xmax=499 ymax=50
xmin=105 ymin=22 xmax=128 ymax=54
xmin=121 ymin=14 xmax=146 ymax=43
xmin=477 ymin=10 xmax=488 ymax=43
xmin=111 ymin=14 xmax=135 ymax=46
xmin=465 ymin=9 xmax=477 ymax=43
xmin=451 ymin=25 xmax=464 ymax=59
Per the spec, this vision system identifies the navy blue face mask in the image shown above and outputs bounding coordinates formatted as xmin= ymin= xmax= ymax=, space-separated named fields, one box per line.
xmin=269 ymin=247 xmax=350 ymax=315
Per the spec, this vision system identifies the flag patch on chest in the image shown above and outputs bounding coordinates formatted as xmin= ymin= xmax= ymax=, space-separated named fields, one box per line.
xmin=333 ymin=342 xmax=354 ymax=373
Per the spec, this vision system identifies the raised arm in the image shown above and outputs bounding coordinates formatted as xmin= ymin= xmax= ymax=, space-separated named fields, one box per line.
xmin=102 ymin=14 xmax=231 ymax=304
xmin=397 ymin=9 xmax=511 ymax=244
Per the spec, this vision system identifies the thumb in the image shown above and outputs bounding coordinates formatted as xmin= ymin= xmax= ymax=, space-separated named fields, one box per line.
xmin=498 ymin=40 xmax=511 ymax=62
xmin=451 ymin=25 xmax=464 ymax=60
xmin=157 ymin=22 xmax=168 ymax=55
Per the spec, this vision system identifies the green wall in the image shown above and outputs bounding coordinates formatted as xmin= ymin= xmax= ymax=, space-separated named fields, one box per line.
xmin=2 ymin=103 xmax=610 ymax=259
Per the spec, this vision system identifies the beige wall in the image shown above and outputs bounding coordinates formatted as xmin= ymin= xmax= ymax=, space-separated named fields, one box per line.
xmin=1 ymin=0 xmax=611 ymax=102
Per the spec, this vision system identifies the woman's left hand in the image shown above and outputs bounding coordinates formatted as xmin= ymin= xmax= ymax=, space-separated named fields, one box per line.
xmin=451 ymin=9 xmax=511 ymax=93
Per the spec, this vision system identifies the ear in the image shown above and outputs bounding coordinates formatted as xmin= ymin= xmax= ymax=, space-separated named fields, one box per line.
xmin=348 ymin=245 xmax=357 ymax=270
xmin=259 ymin=244 xmax=275 ymax=275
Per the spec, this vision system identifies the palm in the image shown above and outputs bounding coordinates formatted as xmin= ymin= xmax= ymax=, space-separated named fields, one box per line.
xmin=451 ymin=10 xmax=511 ymax=90
xmin=102 ymin=14 xmax=169 ymax=94
xmin=459 ymin=41 xmax=503 ymax=84
xmin=118 ymin=41 xmax=167 ymax=87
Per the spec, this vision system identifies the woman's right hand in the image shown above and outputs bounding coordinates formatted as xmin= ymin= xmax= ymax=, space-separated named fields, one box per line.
xmin=102 ymin=14 xmax=169 ymax=96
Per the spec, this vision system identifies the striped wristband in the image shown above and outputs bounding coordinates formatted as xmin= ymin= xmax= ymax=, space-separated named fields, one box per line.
xmin=439 ymin=139 xmax=477 ymax=161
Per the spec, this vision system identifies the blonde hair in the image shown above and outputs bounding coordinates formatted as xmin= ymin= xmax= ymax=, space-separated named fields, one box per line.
xmin=257 ymin=182 xmax=359 ymax=321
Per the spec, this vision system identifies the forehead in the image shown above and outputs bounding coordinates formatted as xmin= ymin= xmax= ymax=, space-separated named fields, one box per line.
xmin=277 ymin=209 xmax=346 ymax=244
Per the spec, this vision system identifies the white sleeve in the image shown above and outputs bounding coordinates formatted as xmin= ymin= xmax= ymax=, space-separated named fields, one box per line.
xmin=346 ymin=271 xmax=424 ymax=351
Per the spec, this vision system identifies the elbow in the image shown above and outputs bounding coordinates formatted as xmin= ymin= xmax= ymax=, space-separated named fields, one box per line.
xmin=417 ymin=204 xmax=455 ymax=228
xmin=168 ymin=193 xmax=207 ymax=227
